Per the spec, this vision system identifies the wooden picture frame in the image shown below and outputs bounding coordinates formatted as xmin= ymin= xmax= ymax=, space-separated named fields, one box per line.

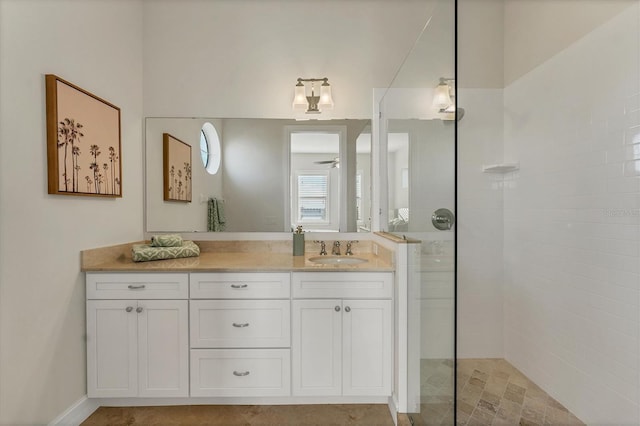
xmin=45 ymin=74 xmax=122 ymax=197
xmin=163 ymin=133 xmax=192 ymax=202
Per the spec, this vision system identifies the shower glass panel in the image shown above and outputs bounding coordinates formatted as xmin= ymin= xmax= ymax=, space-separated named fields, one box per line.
xmin=379 ymin=0 xmax=456 ymax=424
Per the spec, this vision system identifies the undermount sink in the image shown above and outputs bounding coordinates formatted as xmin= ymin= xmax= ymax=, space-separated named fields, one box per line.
xmin=308 ymin=256 xmax=369 ymax=265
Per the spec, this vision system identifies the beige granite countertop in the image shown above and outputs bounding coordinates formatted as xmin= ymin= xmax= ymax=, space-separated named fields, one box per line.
xmin=81 ymin=240 xmax=395 ymax=273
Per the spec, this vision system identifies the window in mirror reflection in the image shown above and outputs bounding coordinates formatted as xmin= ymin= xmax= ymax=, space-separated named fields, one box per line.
xmin=290 ymin=130 xmax=341 ymax=231
xmin=295 ymin=172 xmax=329 ymax=223
xmin=200 ymin=122 xmax=221 ymax=175
xmin=199 ymin=130 xmax=209 ymax=167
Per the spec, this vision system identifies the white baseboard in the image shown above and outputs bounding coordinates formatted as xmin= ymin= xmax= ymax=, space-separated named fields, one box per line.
xmin=93 ymin=395 xmax=389 ymax=406
xmin=48 ymin=396 xmax=99 ymax=426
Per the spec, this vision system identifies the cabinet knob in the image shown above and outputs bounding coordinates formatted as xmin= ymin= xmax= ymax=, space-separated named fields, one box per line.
xmin=136 ymin=306 xmax=143 ymax=313
xmin=335 ymin=306 xmax=341 ymax=312
xmin=233 ymin=371 xmax=250 ymax=377
xmin=345 ymin=306 xmax=351 ymax=313
xmin=125 ymin=306 xmax=133 ymax=312
xmin=232 ymin=322 xmax=250 ymax=328
xmin=230 ymin=284 xmax=248 ymax=289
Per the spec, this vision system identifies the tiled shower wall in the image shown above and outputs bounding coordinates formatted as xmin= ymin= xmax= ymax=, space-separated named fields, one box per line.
xmin=457 ymin=89 xmax=505 ymax=358
xmin=502 ymin=5 xmax=640 ymax=424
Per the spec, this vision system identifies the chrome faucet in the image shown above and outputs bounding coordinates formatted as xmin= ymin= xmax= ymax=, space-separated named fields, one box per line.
xmin=345 ymin=240 xmax=358 ymax=256
xmin=332 ymin=241 xmax=341 ymax=255
xmin=315 ymin=241 xmax=327 ymax=255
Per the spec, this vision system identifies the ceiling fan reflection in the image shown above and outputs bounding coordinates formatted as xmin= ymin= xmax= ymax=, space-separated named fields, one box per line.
xmin=314 ymin=157 xmax=340 ymax=168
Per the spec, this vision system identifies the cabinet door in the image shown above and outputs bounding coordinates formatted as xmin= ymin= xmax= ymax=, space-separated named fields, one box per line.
xmin=137 ymin=300 xmax=189 ymax=397
xmin=342 ymin=299 xmax=392 ymax=396
xmin=292 ymin=299 xmax=342 ymax=396
xmin=87 ymin=300 xmax=137 ymax=397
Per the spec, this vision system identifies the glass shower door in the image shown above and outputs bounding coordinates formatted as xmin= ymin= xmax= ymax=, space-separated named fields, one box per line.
xmin=378 ymin=1 xmax=456 ymax=424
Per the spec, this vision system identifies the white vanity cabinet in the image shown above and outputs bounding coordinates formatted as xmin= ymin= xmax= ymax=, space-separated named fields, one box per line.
xmin=85 ymin=268 xmax=393 ymax=402
xmin=189 ymin=272 xmax=291 ymax=397
xmin=291 ymin=272 xmax=393 ymax=397
xmin=86 ymin=273 xmax=189 ymax=398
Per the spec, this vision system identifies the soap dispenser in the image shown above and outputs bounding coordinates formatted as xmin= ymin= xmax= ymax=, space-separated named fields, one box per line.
xmin=293 ymin=225 xmax=305 ymax=256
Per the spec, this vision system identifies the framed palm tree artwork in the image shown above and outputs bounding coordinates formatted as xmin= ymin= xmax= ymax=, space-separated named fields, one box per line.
xmin=45 ymin=74 xmax=122 ymax=197
xmin=163 ymin=133 xmax=192 ymax=202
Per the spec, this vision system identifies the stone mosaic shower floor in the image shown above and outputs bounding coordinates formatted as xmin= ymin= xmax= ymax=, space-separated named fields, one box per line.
xmin=414 ymin=358 xmax=584 ymax=426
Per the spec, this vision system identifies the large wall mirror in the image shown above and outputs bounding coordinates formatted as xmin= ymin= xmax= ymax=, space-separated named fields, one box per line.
xmin=145 ymin=118 xmax=371 ymax=233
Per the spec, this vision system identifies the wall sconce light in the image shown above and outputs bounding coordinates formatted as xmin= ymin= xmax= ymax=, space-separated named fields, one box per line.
xmin=433 ymin=77 xmax=464 ymax=121
xmin=292 ymin=77 xmax=334 ymax=114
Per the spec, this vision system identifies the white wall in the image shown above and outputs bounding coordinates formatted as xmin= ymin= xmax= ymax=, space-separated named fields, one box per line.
xmin=504 ymin=0 xmax=636 ymax=85
xmin=0 ymin=0 xmax=144 ymax=424
xmin=141 ymin=0 xmax=433 ymax=118
xmin=222 ymin=119 xmax=292 ymax=232
xmin=503 ymin=4 xmax=640 ymax=424
xmin=458 ymin=0 xmax=504 ymax=89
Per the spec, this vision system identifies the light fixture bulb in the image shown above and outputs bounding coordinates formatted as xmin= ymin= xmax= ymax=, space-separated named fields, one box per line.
xmin=433 ymin=82 xmax=452 ymax=110
xmin=319 ymin=81 xmax=334 ymax=110
xmin=292 ymin=82 xmax=307 ymax=110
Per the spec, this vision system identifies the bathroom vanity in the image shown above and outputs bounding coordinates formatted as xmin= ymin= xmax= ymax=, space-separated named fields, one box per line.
xmin=82 ymin=241 xmax=394 ymax=405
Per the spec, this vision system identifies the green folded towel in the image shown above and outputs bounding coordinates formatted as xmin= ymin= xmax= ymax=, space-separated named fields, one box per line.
xmin=132 ymin=240 xmax=200 ymax=262
xmin=150 ymin=234 xmax=183 ymax=247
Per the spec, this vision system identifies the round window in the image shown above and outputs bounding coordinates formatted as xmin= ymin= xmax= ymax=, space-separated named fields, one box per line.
xmin=200 ymin=122 xmax=221 ymax=174
xmin=199 ymin=130 xmax=209 ymax=167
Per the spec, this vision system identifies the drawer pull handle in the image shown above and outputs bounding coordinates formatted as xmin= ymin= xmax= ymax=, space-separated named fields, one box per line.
xmin=128 ymin=284 xmax=146 ymax=290
xmin=136 ymin=307 xmax=143 ymax=313
xmin=230 ymin=284 xmax=248 ymax=289
xmin=345 ymin=306 xmax=351 ymax=313
xmin=125 ymin=306 xmax=133 ymax=312
xmin=232 ymin=322 xmax=250 ymax=328
xmin=233 ymin=371 xmax=250 ymax=377
xmin=335 ymin=306 xmax=341 ymax=312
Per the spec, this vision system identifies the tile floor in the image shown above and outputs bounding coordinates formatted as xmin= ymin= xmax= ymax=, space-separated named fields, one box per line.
xmin=455 ymin=358 xmax=584 ymax=426
xmin=81 ymin=404 xmax=395 ymax=425
xmin=81 ymin=359 xmax=584 ymax=426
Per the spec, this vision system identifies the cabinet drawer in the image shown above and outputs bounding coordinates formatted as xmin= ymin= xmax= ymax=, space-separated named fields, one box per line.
xmin=190 ymin=349 xmax=291 ymax=397
xmin=292 ymin=272 xmax=393 ymax=299
xmin=190 ymin=272 xmax=290 ymax=299
xmin=190 ymin=300 xmax=290 ymax=348
xmin=86 ymin=273 xmax=188 ymax=299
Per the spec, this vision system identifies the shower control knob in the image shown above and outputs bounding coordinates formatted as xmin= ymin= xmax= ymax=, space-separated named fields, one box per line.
xmin=432 ymin=208 xmax=455 ymax=231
